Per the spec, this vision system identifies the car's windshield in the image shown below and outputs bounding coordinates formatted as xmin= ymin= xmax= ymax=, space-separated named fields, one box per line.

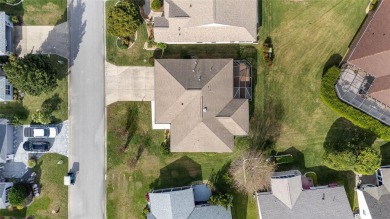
xmin=44 ymin=129 xmax=50 ymax=136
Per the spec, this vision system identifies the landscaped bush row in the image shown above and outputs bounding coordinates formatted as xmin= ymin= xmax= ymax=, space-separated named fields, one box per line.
xmin=320 ymin=66 xmax=390 ymax=140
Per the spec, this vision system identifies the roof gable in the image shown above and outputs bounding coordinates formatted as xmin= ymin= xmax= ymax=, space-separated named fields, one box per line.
xmin=271 ymin=175 xmax=302 ymax=209
xmin=217 ymin=99 xmax=249 ymax=135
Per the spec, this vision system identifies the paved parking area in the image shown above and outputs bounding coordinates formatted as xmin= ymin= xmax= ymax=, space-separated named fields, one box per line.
xmin=1 ymin=121 xmax=69 ymax=179
xmin=105 ymin=62 xmax=154 ymax=105
xmin=13 ymin=22 xmax=69 ymax=59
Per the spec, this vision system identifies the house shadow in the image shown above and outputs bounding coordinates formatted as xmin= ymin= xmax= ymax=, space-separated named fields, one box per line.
xmin=149 ymin=156 xmax=202 ymax=189
xmin=276 ymin=146 xmax=357 ymax=209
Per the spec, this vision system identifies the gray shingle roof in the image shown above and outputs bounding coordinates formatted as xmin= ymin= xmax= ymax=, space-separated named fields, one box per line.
xmin=0 ymin=12 xmax=5 ymax=55
xmin=154 ymin=0 xmax=258 ymax=43
xmin=188 ymin=206 xmax=231 ymax=219
xmin=149 ymin=188 xmax=195 ymax=219
xmin=0 ymin=124 xmax=7 ymax=163
xmin=0 ymin=182 xmax=12 ymax=209
xmin=154 ymin=59 xmax=249 ymax=152
xmin=362 ymin=186 xmax=390 ymax=219
xmin=257 ymin=171 xmax=353 ymax=219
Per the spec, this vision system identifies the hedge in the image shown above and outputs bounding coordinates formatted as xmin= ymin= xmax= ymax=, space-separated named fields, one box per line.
xmin=320 ymin=66 xmax=390 ymax=140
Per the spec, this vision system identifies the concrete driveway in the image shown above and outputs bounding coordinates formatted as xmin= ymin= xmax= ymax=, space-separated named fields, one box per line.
xmin=14 ymin=22 xmax=69 ymax=59
xmin=105 ymin=62 xmax=154 ymax=105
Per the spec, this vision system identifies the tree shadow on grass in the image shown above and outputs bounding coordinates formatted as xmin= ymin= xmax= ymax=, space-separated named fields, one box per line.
xmin=322 ymin=53 xmax=342 ymax=76
xmin=250 ymin=97 xmax=284 ymax=152
xmin=149 ymin=156 xmax=202 ymax=189
xmin=208 ymin=162 xmax=248 ymax=219
xmin=380 ymin=142 xmax=390 ymax=165
xmin=276 ymin=146 xmax=357 ymax=209
xmin=323 ymin=118 xmax=376 ymax=154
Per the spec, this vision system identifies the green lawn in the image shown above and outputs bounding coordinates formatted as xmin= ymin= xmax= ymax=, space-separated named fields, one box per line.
xmin=106 ymin=0 xmax=154 ymax=66
xmin=0 ymin=154 xmax=68 ymax=218
xmin=0 ymin=0 xmax=67 ymax=25
xmin=257 ymin=0 xmax=371 ymax=211
xmin=22 ymin=55 xmax=69 ymax=124
xmin=106 ymin=102 xmax=258 ymax=219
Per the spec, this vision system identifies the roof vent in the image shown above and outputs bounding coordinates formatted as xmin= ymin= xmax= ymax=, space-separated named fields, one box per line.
xmin=203 ymin=107 xmax=207 ymax=112
xmin=198 ymin=76 xmax=201 ymax=81
xmin=322 ymin=193 xmax=325 ymax=200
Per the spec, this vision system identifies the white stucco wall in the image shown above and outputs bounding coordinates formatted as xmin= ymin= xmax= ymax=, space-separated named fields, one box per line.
xmin=151 ymin=100 xmax=170 ymax=130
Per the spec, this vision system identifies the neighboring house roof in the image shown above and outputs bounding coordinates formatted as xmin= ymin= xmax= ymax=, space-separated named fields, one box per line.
xmin=344 ymin=0 xmax=390 ymax=106
xmin=0 ymin=75 xmax=13 ymax=101
xmin=154 ymin=59 xmax=249 ymax=152
xmin=257 ymin=171 xmax=353 ymax=219
xmin=0 ymin=12 xmax=6 ymax=55
xmin=149 ymin=188 xmax=195 ymax=219
xmin=0 ymin=123 xmax=8 ymax=163
xmin=154 ymin=0 xmax=258 ymax=43
xmin=148 ymin=186 xmax=231 ymax=219
xmin=360 ymin=167 xmax=390 ymax=219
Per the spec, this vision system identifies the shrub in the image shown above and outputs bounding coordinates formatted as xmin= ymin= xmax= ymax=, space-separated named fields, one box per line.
xmin=16 ymin=205 xmax=24 ymax=210
xmin=107 ymin=1 xmax=142 ymax=39
xmin=323 ymin=150 xmax=357 ymax=171
xmin=32 ymin=109 xmax=52 ymax=125
xmin=8 ymin=185 xmax=28 ymax=206
xmin=11 ymin=16 xmax=18 ymax=24
xmin=151 ymin=0 xmax=162 ymax=11
xmin=208 ymin=193 xmax=233 ymax=209
xmin=354 ymin=148 xmax=381 ymax=175
xmin=320 ymin=67 xmax=390 ymax=140
xmin=27 ymin=158 xmax=36 ymax=168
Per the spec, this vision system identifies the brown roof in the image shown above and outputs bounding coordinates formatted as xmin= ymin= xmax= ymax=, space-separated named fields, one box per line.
xmin=154 ymin=59 xmax=249 ymax=152
xmin=346 ymin=0 xmax=390 ymax=106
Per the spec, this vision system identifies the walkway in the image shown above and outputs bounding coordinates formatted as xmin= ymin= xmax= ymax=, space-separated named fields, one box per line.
xmin=105 ymin=62 xmax=154 ymax=105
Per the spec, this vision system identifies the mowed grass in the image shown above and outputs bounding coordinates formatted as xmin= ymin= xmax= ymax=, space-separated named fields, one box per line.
xmin=257 ymin=0 xmax=370 ymax=210
xmin=106 ymin=102 xmax=258 ymax=219
xmin=0 ymin=0 xmax=67 ymax=25
xmin=22 ymin=55 xmax=69 ymax=124
xmin=0 ymin=154 xmax=68 ymax=218
xmin=106 ymin=0 xmax=154 ymax=66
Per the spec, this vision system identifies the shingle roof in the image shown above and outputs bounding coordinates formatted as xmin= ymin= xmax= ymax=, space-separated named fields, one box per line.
xmin=0 ymin=182 xmax=12 ymax=209
xmin=257 ymin=171 xmax=353 ymax=219
xmin=344 ymin=0 xmax=390 ymax=106
xmin=188 ymin=206 xmax=232 ymax=219
xmin=154 ymin=59 xmax=249 ymax=152
xmin=149 ymin=188 xmax=195 ymax=219
xmin=362 ymin=186 xmax=390 ymax=219
xmin=0 ymin=124 xmax=7 ymax=163
xmin=0 ymin=12 xmax=5 ymax=55
xmin=154 ymin=0 xmax=258 ymax=43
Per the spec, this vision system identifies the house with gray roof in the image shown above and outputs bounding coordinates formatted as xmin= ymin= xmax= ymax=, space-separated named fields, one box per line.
xmin=154 ymin=0 xmax=258 ymax=44
xmin=0 ymin=68 xmax=13 ymax=101
xmin=0 ymin=182 xmax=13 ymax=209
xmin=256 ymin=170 xmax=353 ymax=219
xmin=0 ymin=119 xmax=13 ymax=163
xmin=0 ymin=12 xmax=13 ymax=56
xmin=357 ymin=166 xmax=390 ymax=219
xmin=152 ymin=59 xmax=251 ymax=152
xmin=147 ymin=184 xmax=231 ymax=219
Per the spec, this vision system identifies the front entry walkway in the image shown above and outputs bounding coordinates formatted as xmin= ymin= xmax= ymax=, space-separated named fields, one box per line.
xmin=14 ymin=22 xmax=69 ymax=59
xmin=105 ymin=62 xmax=154 ymax=105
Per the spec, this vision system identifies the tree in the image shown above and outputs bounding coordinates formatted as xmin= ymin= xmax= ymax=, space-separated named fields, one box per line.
xmin=8 ymin=185 xmax=28 ymax=206
xmin=323 ymin=150 xmax=357 ymax=171
xmin=354 ymin=148 xmax=381 ymax=175
xmin=32 ymin=109 xmax=52 ymax=125
xmin=157 ymin=43 xmax=167 ymax=57
xmin=208 ymin=193 xmax=233 ymax=209
xmin=229 ymin=150 xmax=275 ymax=193
xmin=107 ymin=1 xmax=142 ymax=39
xmin=3 ymin=54 xmax=57 ymax=96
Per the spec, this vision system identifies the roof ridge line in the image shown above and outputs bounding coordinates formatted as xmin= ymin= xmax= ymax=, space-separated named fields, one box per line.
xmin=348 ymin=0 xmax=385 ymax=62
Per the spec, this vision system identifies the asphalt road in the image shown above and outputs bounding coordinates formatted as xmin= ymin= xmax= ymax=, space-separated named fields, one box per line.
xmin=68 ymin=0 xmax=106 ymax=218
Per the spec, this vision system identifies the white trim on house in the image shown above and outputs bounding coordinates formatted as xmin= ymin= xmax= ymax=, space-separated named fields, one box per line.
xmin=357 ymin=189 xmax=373 ymax=219
xmin=151 ymin=100 xmax=170 ymax=130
